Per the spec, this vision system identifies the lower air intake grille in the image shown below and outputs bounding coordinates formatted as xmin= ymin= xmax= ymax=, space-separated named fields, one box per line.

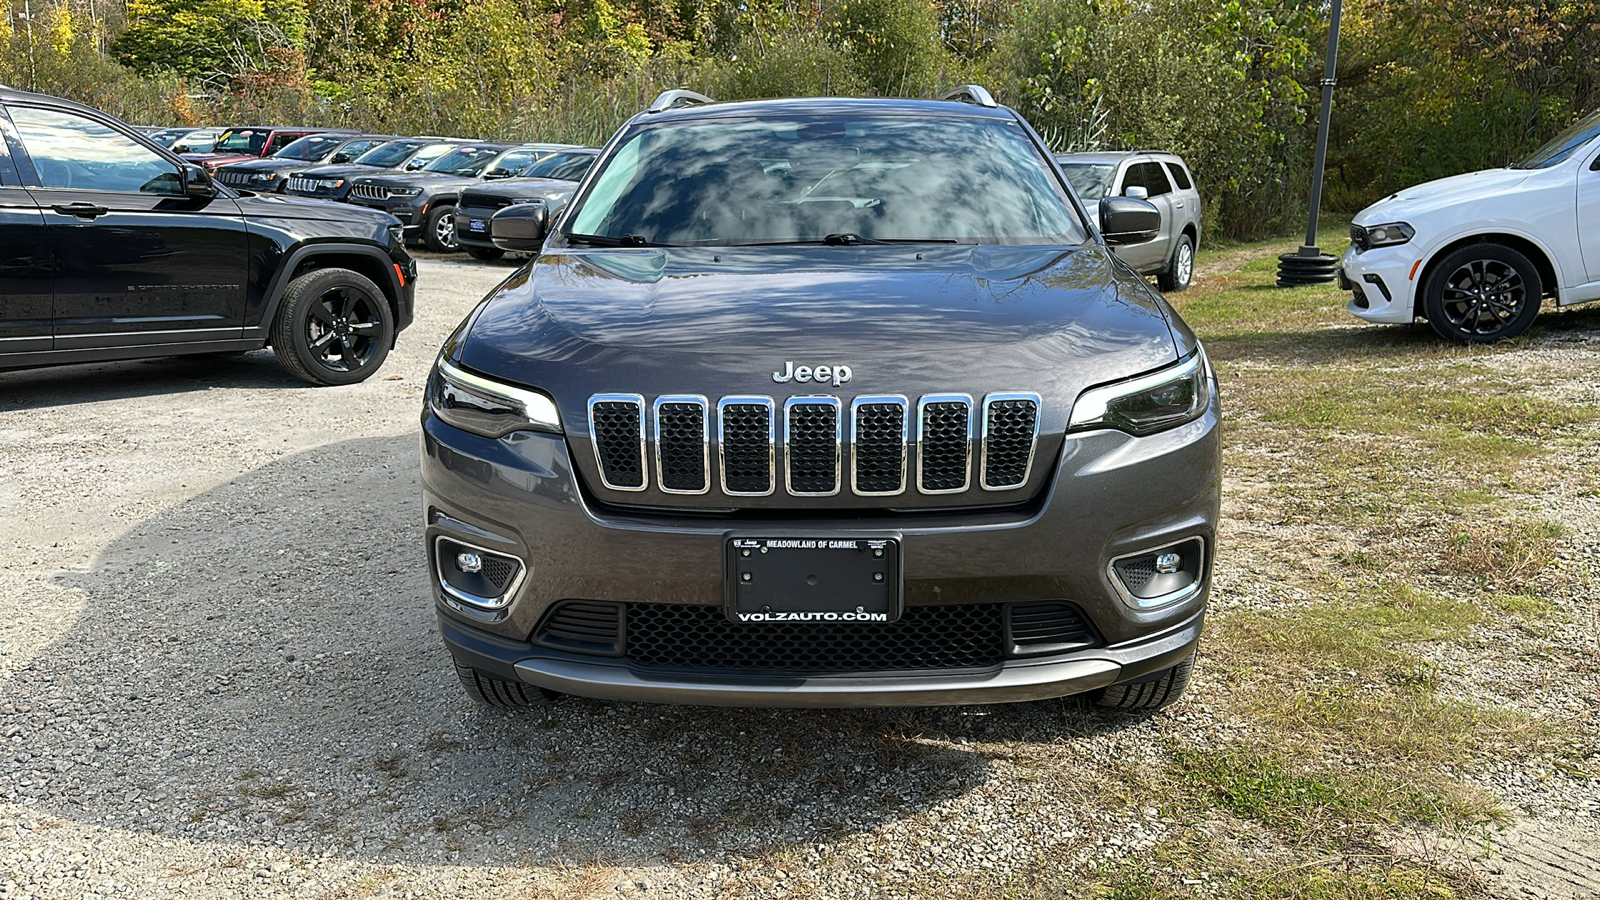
xmin=536 ymin=601 xmax=622 ymax=655
xmin=625 ymin=602 xmax=1006 ymax=673
xmin=590 ymin=397 xmax=646 ymax=490
xmin=982 ymin=395 xmax=1039 ymax=489
xmin=1007 ymin=601 xmax=1097 ymax=655
xmin=1113 ymin=557 xmax=1158 ymax=592
xmin=918 ymin=399 xmax=972 ymax=492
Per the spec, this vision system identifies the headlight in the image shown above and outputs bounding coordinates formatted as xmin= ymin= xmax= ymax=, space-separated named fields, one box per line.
xmin=250 ymin=172 xmax=276 ymax=182
xmin=1364 ymin=221 xmax=1414 ymax=247
xmin=387 ymin=224 xmax=404 ymax=246
xmin=387 ymin=186 xmax=423 ymax=197
xmin=1068 ymin=349 xmax=1213 ymax=436
xmin=324 ymin=178 xmax=345 ymax=188
xmin=428 ymin=358 xmax=561 ymax=437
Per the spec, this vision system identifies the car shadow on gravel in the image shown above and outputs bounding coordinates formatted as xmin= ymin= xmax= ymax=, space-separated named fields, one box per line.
xmin=7 ymin=436 xmax=1142 ymax=869
xmin=0 ymin=352 xmax=313 ymax=412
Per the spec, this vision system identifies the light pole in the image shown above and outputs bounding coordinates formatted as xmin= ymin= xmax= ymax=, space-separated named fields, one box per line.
xmin=1276 ymin=0 xmax=1344 ymax=287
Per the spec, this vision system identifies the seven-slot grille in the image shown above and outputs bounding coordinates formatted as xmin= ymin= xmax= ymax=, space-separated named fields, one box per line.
xmin=286 ymin=176 xmax=330 ymax=193
xmin=351 ymin=182 xmax=390 ymax=201
xmin=216 ymin=170 xmax=256 ymax=186
xmin=588 ymin=392 xmax=1042 ymax=498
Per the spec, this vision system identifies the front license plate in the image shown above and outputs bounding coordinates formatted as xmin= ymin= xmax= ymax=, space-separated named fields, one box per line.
xmin=726 ymin=537 xmax=901 ymax=624
xmin=468 ymin=218 xmax=487 ymax=233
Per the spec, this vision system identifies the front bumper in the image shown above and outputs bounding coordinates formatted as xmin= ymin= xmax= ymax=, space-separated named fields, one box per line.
xmin=421 ymin=386 xmax=1221 ymax=707
xmin=454 ymin=204 xmax=499 ymax=249
xmin=1341 ymin=242 xmax=1420 ymax=324
xmin=350 ymin=195 xmax=425 ymax=231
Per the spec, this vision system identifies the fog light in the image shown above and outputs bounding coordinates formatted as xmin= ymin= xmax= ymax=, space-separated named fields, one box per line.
xmin=1109 ymin=538 xmax=1206 ymax=609
xmin=456 ymin=552 xmax=483 ymax=574
xmin=433 ymin=536 xmax=525 ymax=610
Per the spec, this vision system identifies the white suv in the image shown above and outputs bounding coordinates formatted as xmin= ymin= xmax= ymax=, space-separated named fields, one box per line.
xmin=1341 ymin=109 xmax=1600 ymax=342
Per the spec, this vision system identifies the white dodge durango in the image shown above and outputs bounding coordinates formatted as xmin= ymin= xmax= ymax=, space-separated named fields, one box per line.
xmin=1341 ymin=109 xmax=1600 ymax=342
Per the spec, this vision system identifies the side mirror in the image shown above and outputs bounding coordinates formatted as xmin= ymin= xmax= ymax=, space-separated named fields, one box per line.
xmin=182 ymin=163 xmax=217 ymax=199
xmin=1123 ymin=185 xmax=1149 ymax=200
xmin=484 ymin=167 xmax=513 ymax=180
xmin=1100 ymin=196 xmax=1160 ymax=245
xmin=332 ymin=152 xmax=352 ymax=163
xmin=490 ymin=203 xmax=549 ymax=252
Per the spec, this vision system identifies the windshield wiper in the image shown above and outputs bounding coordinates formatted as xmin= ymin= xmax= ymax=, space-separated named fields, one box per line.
xmin=564 ymin=232 xmax=666 ymax=247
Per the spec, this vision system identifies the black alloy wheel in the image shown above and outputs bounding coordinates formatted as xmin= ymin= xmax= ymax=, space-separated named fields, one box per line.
xmin=1423 ymin=244 xmax=1542 ymax=343
xmin=271 ymin=267 xmax=395 ymax=385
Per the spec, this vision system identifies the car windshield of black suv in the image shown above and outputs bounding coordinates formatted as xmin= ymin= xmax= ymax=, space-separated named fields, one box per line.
xmin=518 ymin=151 xmax=596 ymax=181
xmin=1514 ymin=109 xmax=1600 ymax=169
xmin=355 ymin=140 xmax=424 ymax=167
xmin=564 ymin=115 xmax=1087 ymax=246
xmin=422 ymin=146 xmax=504 ymax=176
xmin=272 ymin=134 xmax=344 ymax=161
xmin=213 ymin=129 xmax=270 ymax=154
xmin=1057 ymin=162 xmax=1116 ymax=201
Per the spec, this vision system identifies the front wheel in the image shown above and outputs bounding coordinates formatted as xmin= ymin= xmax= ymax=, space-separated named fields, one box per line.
xmin=270 ymin=267 xmax=394 ymax=386
xmin=423 ymin=204 xmax=460 ymax=252
xmin=455 ymin=660 xmax=549 ymax=708
xmin=466 ymin=245 xmax=504 ymax=261
xmin=1157 ymin=234 xmax=1195 ymax=292
xmin=1087 ymin=648 xmax=1195 ymax=713
xmin=1423 ymin=244 xmax=1542 ymax=343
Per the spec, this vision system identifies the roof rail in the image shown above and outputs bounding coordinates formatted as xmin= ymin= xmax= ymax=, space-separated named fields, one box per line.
xmin=938 ymin=85 xmax=998 ymax=108
xmin=647 ymin=89 xmax=714 ymax=114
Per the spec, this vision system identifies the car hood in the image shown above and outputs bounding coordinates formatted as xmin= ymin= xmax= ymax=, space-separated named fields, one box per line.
xmin=230 ymin=191 xmax=399 ymax=227
xmin=184 ymin=152 xmax=256 ymax=166
xmin=461 ymin=177 xmax=580 ymax=203
xmin=222 ymin=158 xmax=334 ymax=174
xmin=451 ymin=244 xmax=1181 ymax=433
xmin=353 ymin=171 xmax=477 ymax=190
xmin=293 ymin=163 xmax=388 ymax=179
xmin=1356 ymin=167 xmax=1534 ymax=223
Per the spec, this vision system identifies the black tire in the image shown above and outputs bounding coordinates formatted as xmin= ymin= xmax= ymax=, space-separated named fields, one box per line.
xmin=1157 ymin=233 xmax=1195 ymax=292
xmin=423 ymin=204 xmax=460 ymax=252
xmin=1423 ymin=243 xmax=1542 ymax=343
xmin=454 ymin=660 xmax=547 ymax=708
xmin=1088 ymin=648 xmax=1195 ymax=713
xmin=465 ymin=245 xmax=504 ymax=261
xmin=270 ymin=267 xmax=395 ymax=386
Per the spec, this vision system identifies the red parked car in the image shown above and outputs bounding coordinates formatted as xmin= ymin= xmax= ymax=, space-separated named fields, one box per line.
xmin=182 ymin=126 xmax=354 ymax=169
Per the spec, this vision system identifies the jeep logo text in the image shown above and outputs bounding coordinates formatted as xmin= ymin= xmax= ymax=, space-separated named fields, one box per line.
xmin=772 ymin=361 xmax=854 ymax=386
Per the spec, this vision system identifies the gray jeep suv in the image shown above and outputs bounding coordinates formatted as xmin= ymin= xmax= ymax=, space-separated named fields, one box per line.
xmin=421 ymin=88 xmax=1220 ymax=711
xmin=1056 ymin=150 xmax=1201 ymax=291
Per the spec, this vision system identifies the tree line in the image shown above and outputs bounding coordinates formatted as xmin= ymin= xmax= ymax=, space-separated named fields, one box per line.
xmin=2 ymin=0 xmax=1596 ymax=239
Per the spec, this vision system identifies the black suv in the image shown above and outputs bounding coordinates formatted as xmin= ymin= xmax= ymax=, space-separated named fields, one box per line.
xmin=348 ymin=143 xmax=551 ymax=252
xmin=422 ymin=88 xmax=1220 ymax=711
xmin=282 ymin=139 xmax=462 ymax=202
xmin=454 ymin=148 xmax=599 ymax=260
xmin=0 ymin=87 xmax=417 ymax=385
xmin=213 ymin=133 xmax=399 ymax=193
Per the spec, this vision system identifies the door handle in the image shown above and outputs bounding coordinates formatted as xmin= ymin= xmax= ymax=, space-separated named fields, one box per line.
xmin=1174 ymin=201 xmax=1185 ymax=208
xmin=52 ymin=202 xmax=109 ymax=219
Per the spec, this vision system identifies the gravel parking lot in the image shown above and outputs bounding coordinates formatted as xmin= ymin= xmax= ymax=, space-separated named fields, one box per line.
xmin=2 ymin=256 xmax=1597 ymax=899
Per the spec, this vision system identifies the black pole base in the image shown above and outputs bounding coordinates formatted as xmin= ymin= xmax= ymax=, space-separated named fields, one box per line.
xmin=1276 ymin=250 xmax=1339 ymax=287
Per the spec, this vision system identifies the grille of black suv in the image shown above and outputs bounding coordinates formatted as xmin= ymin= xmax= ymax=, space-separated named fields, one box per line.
xmin=216 ymin=170 xmax=254 ymax=186
xmin=351 ymin=183 xmax=390 ymax=201
xmin=626 ymin=602 xmax=1007 ymax=672
xmin=586 ymin=392 xmax=1040 ymax=499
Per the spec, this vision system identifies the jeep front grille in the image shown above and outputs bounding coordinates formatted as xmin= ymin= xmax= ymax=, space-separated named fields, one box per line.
xmin=216 ymin=170 xmax=253 ymax=185
xmin=588 ymin=392 xmax=1042 ymax=499
xmin=351 ymin=183 xmax=389 ymax=201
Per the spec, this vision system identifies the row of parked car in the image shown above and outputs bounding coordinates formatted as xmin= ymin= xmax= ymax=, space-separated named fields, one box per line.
xmin=137 ymin=123 xmax=601 ymax=259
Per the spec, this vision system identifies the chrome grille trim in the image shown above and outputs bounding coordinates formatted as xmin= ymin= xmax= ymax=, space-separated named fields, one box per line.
xmin=783 ymin=396 xmax=843 ymax=497
xmin=351 ymin=183 xmax=388 ymax=200
xmin=915 ymin=394 xmax=975 ymax=494
xmin=588 ymin=393 xmax=647 ymax=492
xmin=980 ymin=392 xmax=1042 ymax=491
xmin=717 ymin=396 xmax=775 ymax=497
xmin=849 ymin=395 xmax=909 ymax=496
xmin=653 ymin=395 xmax=710 ymax=495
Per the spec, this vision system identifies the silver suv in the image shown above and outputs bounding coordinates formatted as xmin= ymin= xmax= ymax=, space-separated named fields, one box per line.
xmin=1056 ymin=151 xmax=1201 ymax=292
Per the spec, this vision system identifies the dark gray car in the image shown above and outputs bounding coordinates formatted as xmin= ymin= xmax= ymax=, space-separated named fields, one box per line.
xmin=421 ymin=88 xmax=1220 ymax=711
xmin=1056 ymin=150 xmax=1202 ymax=291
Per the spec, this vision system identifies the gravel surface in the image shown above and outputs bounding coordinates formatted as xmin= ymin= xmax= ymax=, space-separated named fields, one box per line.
xmin=2 ymin=258 xmax=1597 ymax=898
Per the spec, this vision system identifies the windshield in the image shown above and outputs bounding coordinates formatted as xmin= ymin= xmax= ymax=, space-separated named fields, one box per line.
xmin=521 ymin=151 xmax=596 ymax=181
xmin=272 ymin=134 xmax=344 ymax=161
xmin=172 ymin=129 xmax=219 ymax=153
xmin=147 ymin=128 xmax=189 ymax=147
xmin=423 ymin=146 xmax=506 ymax=176
xmin=356 ymin=140 xmax=424 ymax=167
xmin=213 ymin=129 xmax=269 ymax=154
xmin=566 ymin=116 xmax=1085 ymax=246
xmin=1058 ymin=162 xmax=1117 ymax=201
xmin=1516 ymin=109 xmax=1600 ymax=169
